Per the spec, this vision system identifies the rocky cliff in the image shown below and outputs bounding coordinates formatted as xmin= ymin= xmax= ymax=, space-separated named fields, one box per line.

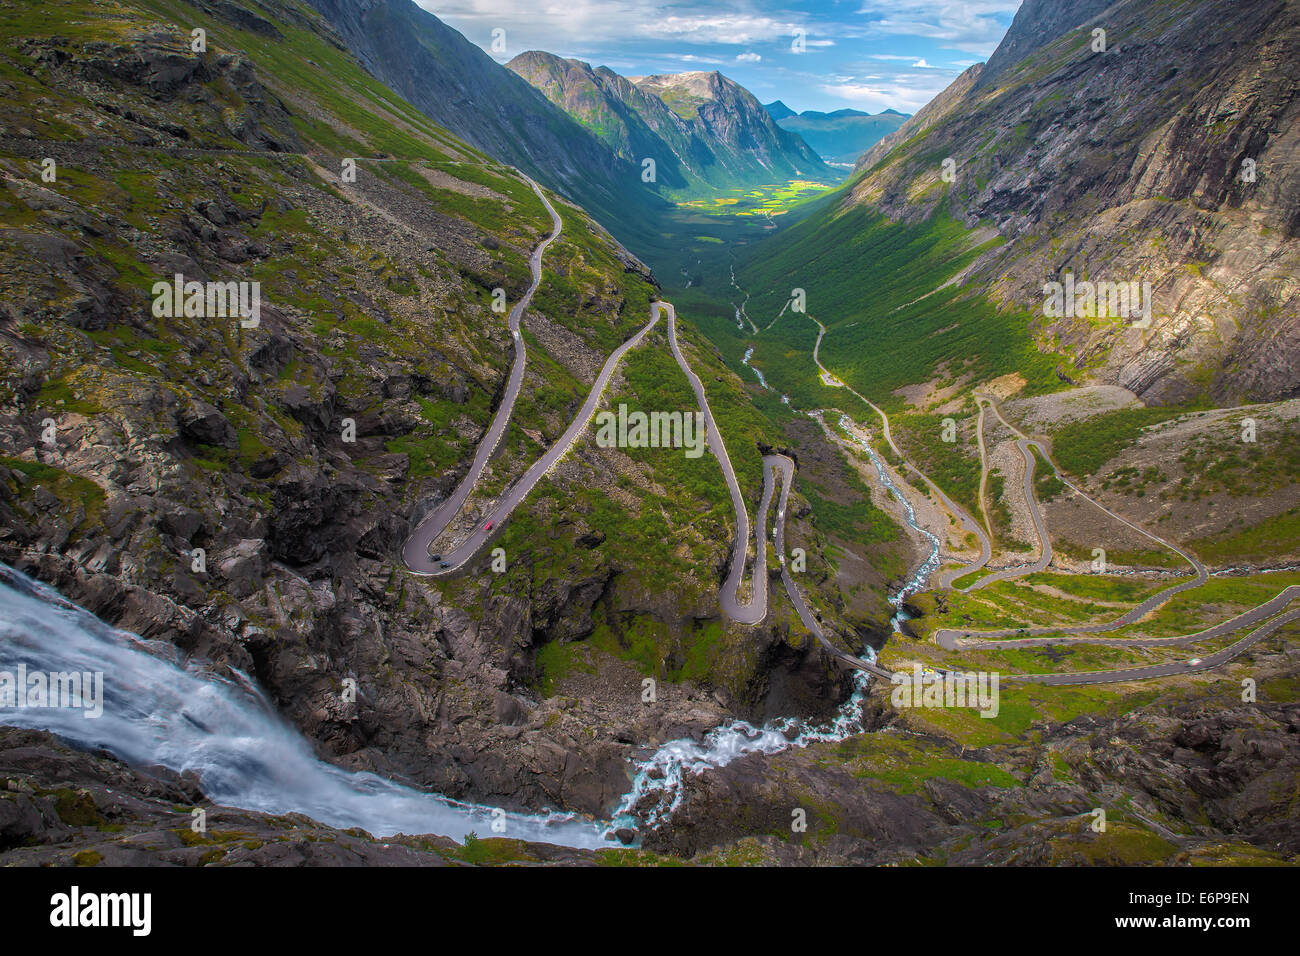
xmin=847 ymin=0 xmax=1300 ymax=404
xmin=635 ymin=70 xmax=831 ymax=185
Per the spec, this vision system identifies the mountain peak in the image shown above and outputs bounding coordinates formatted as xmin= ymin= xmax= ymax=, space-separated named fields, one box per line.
xmin=508 ymin=50 xmax=598 ymax=77
xmin=978 ymin=0 xmax=1115 ymax=86
xmin=510 ymin=59 xmax=830 ymax=187
xmin=635 ymin=69 xmax=732 ymax=99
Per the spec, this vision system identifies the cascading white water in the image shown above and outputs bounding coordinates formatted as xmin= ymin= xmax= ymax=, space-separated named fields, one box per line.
xmin=0 ymin=399 xmax=946 ymax=850
xmin=742 ymin=346 xmax=791 ymax=404
xmin=742 ymin=346 xmax=768 ymax=388
xmin=837 ymin=413 xmax=943 ymax=630
xmin=729 ymin=264 xmax=755 ymax=333
xmin=610 ymin=679 xmax=879 ymax=832
xmin=0 ymin=564 xmax=608 ymax=849
xmin=610 ymin=410 xmax=944 ymax=831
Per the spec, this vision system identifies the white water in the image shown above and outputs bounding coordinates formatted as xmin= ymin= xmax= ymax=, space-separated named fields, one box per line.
xmin=729 ymin=265 xmax=756 ymax=334
xmin=0 ymin=560 xmax=883 ymax=847
xmin=0 ymin=564 xmax=608 ymax=849
xmin=742 ymin=346 xmax=791 ymax=404
xmin=837 ymin=414 xmax=943 ymax=630
xmin=0 ymin=394 xmax=948 ymax=850
xmin=610 ymin=697 xmax=874 ymax=831
xmin=607 ymin=408 xmax=947 ymax=832
xmin=742 ymin=346 xmax=768 ymax=388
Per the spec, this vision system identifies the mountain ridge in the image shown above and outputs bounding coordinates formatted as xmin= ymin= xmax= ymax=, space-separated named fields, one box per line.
xmin=304 ymin=0 xmax=666 ymax=243
xmin=508 ymin=53 xmax=832 ymax=193
xmin=831 ymin=0 xmax=1300 ymax=403
xmin=763 ymin=102 xmax=911 ymax=166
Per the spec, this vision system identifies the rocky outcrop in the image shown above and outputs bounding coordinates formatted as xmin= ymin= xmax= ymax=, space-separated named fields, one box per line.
xmin=646 ymin=644 xmax=1300 ymax=864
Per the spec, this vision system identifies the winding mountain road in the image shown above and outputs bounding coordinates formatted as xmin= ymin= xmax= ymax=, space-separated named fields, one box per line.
xmin=403 ymin=248 xmax=1293 ymax=688
xmin=403 ymin=280 xmax=775 ymax=625
xmin=403 ymin=177 xmax=565 ymax=574
xmin=1003 ymin=601 xmax=1300 ymax=686
xmin=927 ymin=395 xmax=1300 ymax=683
xmin=959 ymin=435 xmax=1054 ymax=590
xmin=667 ymin=304 xmax=767 ymax=623
xmin=974 ymin=398 xmax=993 ymax=538
xmin=956 ymin=394 xmax=1206 ymax=595
xmin=774 ymin=325 xmax=1296 ymax=685
xmin=403 ymin=306 xmax=661 ymax=574
xmin=806 ymin=316 xmax=991 ymax=588
xmin=766 ymin=454 xmax=896 ymax=679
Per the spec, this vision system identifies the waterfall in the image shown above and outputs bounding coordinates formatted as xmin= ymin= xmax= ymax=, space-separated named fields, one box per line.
xmin=0 ymin=563 xmax=608 ymax=849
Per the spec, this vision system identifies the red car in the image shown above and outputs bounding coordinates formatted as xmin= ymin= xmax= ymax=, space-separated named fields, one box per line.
xmin=484 ymin=521 xmax=494 ymax=531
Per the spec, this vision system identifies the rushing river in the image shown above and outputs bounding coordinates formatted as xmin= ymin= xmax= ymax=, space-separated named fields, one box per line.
xmin=837 ymin=414 xmax=943 ymax=630
xmin=609 ymin=410 xmax=944 ymax=829
xmin=0 ymin=400 xmax=945 ymax=850
xmin=0 ymin=564 xmax=609 ymax=849
xmin=742 ymin=346 xmax=791 ymax=404
xmin=742 ymin=346 xmax=768 ymax=387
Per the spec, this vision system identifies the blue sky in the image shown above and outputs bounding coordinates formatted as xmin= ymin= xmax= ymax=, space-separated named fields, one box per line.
xmin=419 ymin=0 xmax=1023 ymax=114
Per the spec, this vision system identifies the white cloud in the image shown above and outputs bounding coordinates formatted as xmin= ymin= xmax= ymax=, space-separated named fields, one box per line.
xmin=423 ymin=0 xmax=1021 ymax=58
xmin=855 ymin=0 xmax=1022 ymax=56
xmin=644 ymin=14 xmax=801 ymax=44
xmin=819 ymin=63 xmax=958 ymax=113
xmin=419 ymin=0 xmax=1020 ymax=114
xmin=657 ymin=52 xmax=728 ymax=65
xmin=818 ymin=84 xmax=915 ymax=112
xmin=421 ymin=1 xmax=813 ymax=51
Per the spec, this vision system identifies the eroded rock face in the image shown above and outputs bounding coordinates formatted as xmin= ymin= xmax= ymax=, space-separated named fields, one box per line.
xmin=850 ymin=0 xmax=1300 ymax=404
xmin=178 ymin=399 xmax=236 ymax=448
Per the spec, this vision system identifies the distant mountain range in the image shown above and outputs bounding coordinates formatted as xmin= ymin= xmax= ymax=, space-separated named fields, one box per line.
xmin=507 ymin=52 xmax=833 ymax=193
xmin=305 ymin=0 xmax=837 ymax=236
xmin=763 ymin=102 xmax=911 ymax=166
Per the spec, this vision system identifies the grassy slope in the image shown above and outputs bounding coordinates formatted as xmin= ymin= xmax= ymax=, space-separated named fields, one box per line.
xmin=0 ymin=0 xmax=811 ymax=695
xmin=735 ymin=198 xmax=1064 ymax=411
